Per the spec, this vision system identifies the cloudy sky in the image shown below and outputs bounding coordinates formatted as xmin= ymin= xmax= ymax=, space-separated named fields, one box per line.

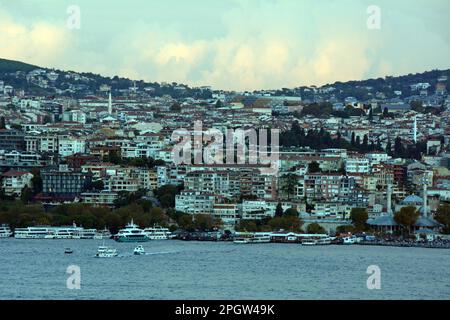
xmin=0 ymin=0 xmax=449 ymax=91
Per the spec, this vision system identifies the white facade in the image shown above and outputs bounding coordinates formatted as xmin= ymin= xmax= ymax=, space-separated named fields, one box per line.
xmin=1 ymin=171 xmax=33 ymax=197
xmin=58 ymin=137 xmax=86 ymax=157
xmin=345 ymin=157 xmax=370 ymax=174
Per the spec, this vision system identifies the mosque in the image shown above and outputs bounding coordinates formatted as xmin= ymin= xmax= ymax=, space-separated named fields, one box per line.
xmin=367 ymin=175 xmax=441 ymax=234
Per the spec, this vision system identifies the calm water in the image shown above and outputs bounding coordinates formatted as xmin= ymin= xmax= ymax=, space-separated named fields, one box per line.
xmin=0 ymin=238 xmax=449 ymax=300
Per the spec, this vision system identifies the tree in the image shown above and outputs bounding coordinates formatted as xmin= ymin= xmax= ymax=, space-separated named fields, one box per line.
xmin=394 ymin=136 xmax=404 ymax=158
xmin=307 ymin=223 xmax=326 ymax=234
xmin=385 ymin=138 xmax=392 ymax=156
xmin=362 ymin=134 xmax=368 ymax=151
xmin=284 ymin=207 xmax=299 ymax=217
xmin=268 ymin=215 xmax=303 ymax=232
xmin=90 ymin=180 xmax=104 ymax=191
xmin=394 ymin=206 xmax=419 ymax=236
xmin=31 ymin=169 xmax=42 ymax=194
xmin=308 ymin=161 xmax=321 ymax=173
xmin=275 ymin=203 xmax=283 ymax=217
xmin=368 ymin=108 xmax=373 ymax=121
xmin=351 ymin=132 xmax=356 ymax=146
xmin=170 ymin=102 xmax=181 ymax=112
xmin=336 ymin=225 xmax=355 ymax=234
xmin=382 ymin=107 xmax=389 ymax=118
xmin=20 ymin=186 xmax=33 ymax=203
xmin=281 ymin=174 xmax=298 ymax=200
xmin=154 ymin=185 xmax=180 ymax=208
xmin=350 ymin=208 xmax=368 ymax=232
xmin=435 ymin=204 xmax=450 ymax=234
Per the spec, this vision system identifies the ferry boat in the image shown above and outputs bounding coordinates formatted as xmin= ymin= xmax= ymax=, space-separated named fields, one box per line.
xmin=94 ymin=227 xmax=112 ymax=240
xmin=14 ymin=226 xmax=55 ymax=239
xmin=133 ymin=245 xmax=145 ymax=255
xmin=114 ymin=220 xmax=149 ymax=243
xmin=46 ymin=227 xmax=82 ymax=239
xmin=80 ymin=229 xmax=98 ymax=239
xmin=316 ymin=237 xmax=332 ymax=245
xmin=64 ymin=248 xmax=73 ymax=254
xmin=95 ymin=246 xmax=118 ymax=258
xmin=301 ymin=239 xmax=317 ymax=245
xmin=143 ymin=224 xmax=172 ymax=240
xmin=233 ymin=237 xmax=251 ymax=244
xmin=0 ymin=224 xmax=13 ymax=238
xmin=250 ymin=233 xmax=272 ymax=243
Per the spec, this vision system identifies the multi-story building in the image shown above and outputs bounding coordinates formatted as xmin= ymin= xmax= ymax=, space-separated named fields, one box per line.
xmin=1 ymin=170 xmax=33 ymax=197
xmin=58 ymin=136 xmax=86 ymax=157
xmin=0 ymin=130 xmax=25 ymax=151
xmin=41 ymin=165 xmax=92 ymax=200
xmin=175 ymin=190 xmax=216 ymax=215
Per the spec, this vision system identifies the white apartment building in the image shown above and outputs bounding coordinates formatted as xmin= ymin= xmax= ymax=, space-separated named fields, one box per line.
xmin=345 ymin=157 xmax=370 ymax=174
xmin=81 ymin=191 xmax=118 ymax=206
xmin=63 ymin=110 xmax=87 ymax=124
xmin=104 ymin=174 xmax=139 ymax=193
xmin=241 ymin=200 xmax=291 ymax=220
xmin=175 ymin=191 xmax=215 ymax=215
xmin=1 ymin=170 xmax=33 ymax=197
xmin=212 ymin=203 xmax=240 ymax=230
xmin=58 ymin=136 xmax=86 ymax=157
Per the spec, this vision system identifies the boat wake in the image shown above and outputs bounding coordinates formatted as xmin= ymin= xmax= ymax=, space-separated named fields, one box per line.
xmin=115 ymin=250 xmax=180 ymax=258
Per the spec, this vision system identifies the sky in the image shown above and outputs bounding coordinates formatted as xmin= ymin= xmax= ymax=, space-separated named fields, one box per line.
xmin=0 ymin=0 xmax=449 ymax=91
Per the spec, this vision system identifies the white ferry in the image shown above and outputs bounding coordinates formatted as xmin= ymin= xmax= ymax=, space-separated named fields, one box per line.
xmin=143 ymin=224 xmax=172 ymax=240
xmin=94 ymin=227 xmax=112 ymax=240
xmin=301 ymin=239 xmax=317 ymax=245
xmin=14 ymin=226 xmax=55 ymax=239
xmin=233 ymin=232 xmax=272 ymax=244
xmin=250 ymin=233 xmax=272 ymax=243
xmin=0 ymin=224 xmax=13 ymax=238
xmin=114 ymin=219 xmax=149 ymax=243
xmin=233 ymin=237 xmax=251 ymax=244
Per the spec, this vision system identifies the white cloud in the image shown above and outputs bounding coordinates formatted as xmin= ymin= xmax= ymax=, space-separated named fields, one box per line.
xmin=0 ymin=0 xmax=449 ymax=91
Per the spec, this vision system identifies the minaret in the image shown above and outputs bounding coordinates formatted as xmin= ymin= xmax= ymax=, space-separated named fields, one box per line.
xmin=413 ymin=115 xmax=417 ymax=143
xmin=386 ymin=176 xmax=392 ymax=215
xmin=108 ymin=92 xmax=112 ymax=114
xmin=422 ymin=175 xmax=428 ymax=218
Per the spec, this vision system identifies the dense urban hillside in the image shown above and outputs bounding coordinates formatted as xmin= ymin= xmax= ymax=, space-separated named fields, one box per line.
xmin=1 ymin=57 xmax=449 ymax=100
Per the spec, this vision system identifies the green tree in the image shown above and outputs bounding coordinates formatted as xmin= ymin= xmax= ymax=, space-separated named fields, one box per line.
xmin=170 ymin=102 xmax=181 ymax=112
xmin=435 ymin=204 xmax=450 ymax=234
xmin=20 ymin=186 xmax=33 ymax=203
xmin=394 ymin=206 xmax=419 ymax=236
xmin=284 ymin=207 xmax=299 ymax=217
xmin=308 ymin=161 xmax=321 ymax=173
xmin=306 ymin=222 xmax=327 ymax=234
xmin=281 ymin=173 xmax=298 ymax=200
xmin=350 ymin=208 xmax=368 ymax=231
xmin=275 ymin=203 xmax=283 ymax=217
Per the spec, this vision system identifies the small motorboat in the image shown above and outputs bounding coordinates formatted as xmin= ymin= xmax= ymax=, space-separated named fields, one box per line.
xmin=65 ymin=248 xmax=73 ymax=254
xmin=133 ymin=245 xmax=145 ymax=255
xmin=96 ymin=246 xmax=118 ymax=258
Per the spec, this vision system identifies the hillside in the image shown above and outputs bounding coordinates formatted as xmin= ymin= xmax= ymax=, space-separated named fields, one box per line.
xmin=0 ymin=58 xmax=39 ymax=73
xmin=0 ymin=57 xmax=448 ymax=101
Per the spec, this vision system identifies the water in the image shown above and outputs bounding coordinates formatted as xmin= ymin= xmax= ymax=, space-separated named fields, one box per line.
xmin=0 ymin=238 xmax=449 ymax=300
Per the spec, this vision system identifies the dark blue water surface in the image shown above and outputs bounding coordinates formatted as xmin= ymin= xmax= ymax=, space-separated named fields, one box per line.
xmin=0 ymin=238 xmax=449 ymax=299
